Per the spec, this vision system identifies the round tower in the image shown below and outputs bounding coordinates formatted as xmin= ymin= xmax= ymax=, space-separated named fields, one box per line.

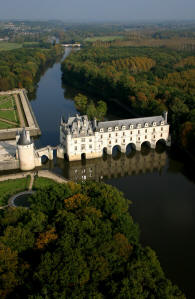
xmin=17 ymin=129 xmax=35 ymax=171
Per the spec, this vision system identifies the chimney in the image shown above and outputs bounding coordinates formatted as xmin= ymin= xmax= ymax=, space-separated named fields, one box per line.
xmin=163 ymin=111 xmax=168 ymax=123
xmin=93 ymin=118 xmax=97 ymax=128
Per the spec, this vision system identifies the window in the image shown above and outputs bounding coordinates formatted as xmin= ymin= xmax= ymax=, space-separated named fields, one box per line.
xmin=145 ymin=135 xmax=147 ymax=139
xmin=138 ymin=137 xmax=140 ymax=141
xmin=89 ymin=139 xmax=92 ymax=142
xmin=89 ymin=145 xmax=92 ymax=149
xmin=145 ymin=129 xmax=147 ymax=133
xmin=100 ymin=128 xmax=104 ymax=132
xmin=109 ymin=134 xmax=111 ymax=138
xmin=161 ymin=127 xmax=163 ymax=131
xmin=122 ymin=126 xmax=126 ymax=130
xmin=81 ymin=138 xmax=85 ymax=142
xmin=115 ymin=127 xmax=118 ymax=131
xmin=130 ymin=125 xmax=134 ymax=129
xmin=161 ymin=133 xmax=163 ymax=137
xmin=153 ymin=128 xmax=155 ymax=132
xmin=137 ymin=124 xmax=141 ymax=128
xmin=130 ymin=131 xmax=132 ymax=135
xmin=153 ymin=135 xmax=155 ymax=139
xmin=108 ymin=127 xmax=112 ymax=132
xmin=115 ymin=139 xmax=117 ymax=143
xmin=138 ymin=130 xmax=140 ymax=134
xmin=123 ymin=132 xmax=125 ymax=136
xmin=130 ymin=137 xmax=132 ymax=141
xmin=109 ymin=141 xmax=111 ymax=144
xmin=81 ymin=144 xmax=85 ymax=150
xmin=115 ymin=133 xmax=118 ymax=136
xmin=153 ymin=122 xmax=156 ymax=126
xmin=123 ymin=139 xmax=125 ymax=143
xmin=75 ymin=146 xmax=77 ymax=150
xmin=74 ymin=140 xmax=77 ymax=144
xmin=101 ymin=135 xmax=103 ymax=139
xmin=145 ymin=123 xmax=148 ymax=127
xmin=161 ymin=121 xmax=164 ymax=126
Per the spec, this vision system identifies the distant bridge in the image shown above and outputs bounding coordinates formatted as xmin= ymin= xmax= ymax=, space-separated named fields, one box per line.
xmin=61 ymin=43 xmax=81 ymax=48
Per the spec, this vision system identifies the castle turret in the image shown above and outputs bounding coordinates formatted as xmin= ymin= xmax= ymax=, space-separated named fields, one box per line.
xmin=17 ymin=129 xmax=35 ymax=171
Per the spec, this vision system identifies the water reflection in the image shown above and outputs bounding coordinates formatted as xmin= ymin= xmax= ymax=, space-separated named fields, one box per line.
xmin=56 ymin=149 xmax=167 ymax=182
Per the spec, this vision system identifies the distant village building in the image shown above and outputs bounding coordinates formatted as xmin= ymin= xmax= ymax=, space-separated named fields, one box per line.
xmin=57 ymin=112 xmax=171 ymax=161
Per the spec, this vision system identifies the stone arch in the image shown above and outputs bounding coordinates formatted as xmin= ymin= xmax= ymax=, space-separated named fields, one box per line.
xmin=141 ymin=141 xmax=151 ymax=155
xmin=126 ymin=143 xmax=136 ymax=156
xmin=155 ymin=138 xmax=166 ymax=153
xmin=41 ymin=155 xmax=49 ymax=164
xmin=103 ymin=147 xmax=107 ymax=154
xmin=103 ymin=147 xmax=107 ymax=160
xmin=81 ymin=153 xmax=86 ymax=160
xmin=112 ymin=145 xmax=121 ymax=160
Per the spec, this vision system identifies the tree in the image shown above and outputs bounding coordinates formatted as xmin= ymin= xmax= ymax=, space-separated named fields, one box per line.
xmin=0 ymin=174 xmax=186 ymax=298
xmin=74 ymin=93 xmax=88 ymax=112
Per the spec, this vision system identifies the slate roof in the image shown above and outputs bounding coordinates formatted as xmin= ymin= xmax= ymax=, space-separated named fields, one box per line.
xmin=62 ymin=112 xmax=168 ymax=135
xmin=17 ymin=128 xmax=32 ymax=145
xmin=97 ymin=115 xmax=165 ymax=130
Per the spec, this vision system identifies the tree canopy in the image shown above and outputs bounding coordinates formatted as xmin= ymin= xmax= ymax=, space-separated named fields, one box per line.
xmin=0 ymin=181 xmax=185 ymax=298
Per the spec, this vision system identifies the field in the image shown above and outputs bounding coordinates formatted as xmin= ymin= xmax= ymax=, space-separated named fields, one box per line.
xmin=85 ymin=35 xmax=123 ymax=42
xmin=0 ymin=177 xmax=30 ymax=206
xmin=0 ymin=94 xmax=20 ymax=128
xmin=0 ymin=42 xmax=22 ymax=51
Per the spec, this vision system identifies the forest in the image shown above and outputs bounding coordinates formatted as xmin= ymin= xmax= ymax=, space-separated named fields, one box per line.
xmin=0 ymin=44 xmax=63 ymax=93
xmin=61 ymin=46 xmax=195 ymax=156
xmin=0 ymin=181 xmax=185 ymax=298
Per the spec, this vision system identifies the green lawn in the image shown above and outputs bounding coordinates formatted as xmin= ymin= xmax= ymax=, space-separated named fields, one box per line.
xmin=33 ymin=177 xmax=59 ymax=189
xmin=0 ymin=177 xmax=30 ymax=206
xmin=0 ymin=110 xmax=19 ymax=123
xmin=0 ymin=42 xmax=22 ymax=51
xmin=0 ymin=95 xmax=15 ymax=109
xmin=0 ymin=121 xmax=14 ymax=129
xmin=85 ymin=36 xmax=124 ymax=42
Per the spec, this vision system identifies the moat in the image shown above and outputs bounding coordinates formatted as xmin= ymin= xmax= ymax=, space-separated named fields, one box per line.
xmin=29 ymin=49 xmax=195 ymax=297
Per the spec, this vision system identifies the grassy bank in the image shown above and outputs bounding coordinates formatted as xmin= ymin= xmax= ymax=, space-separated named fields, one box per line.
xmin=0 ymin=176 xmax=30 ymax=206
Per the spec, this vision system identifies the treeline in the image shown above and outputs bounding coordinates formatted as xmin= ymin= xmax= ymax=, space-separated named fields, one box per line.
xmin=61 ymin=46 xmax=195 ymax=155
xmin=0 ymin=44 xmax=63 ymax=92
xmin=91 ymin=38 xmax=195 ymax=52
xmin=0 ymin=181 xmax=185 ymax=298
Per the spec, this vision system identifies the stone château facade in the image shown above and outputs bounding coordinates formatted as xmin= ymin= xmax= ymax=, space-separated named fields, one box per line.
xmin=57 ymin=112 xmax=171 ymax=161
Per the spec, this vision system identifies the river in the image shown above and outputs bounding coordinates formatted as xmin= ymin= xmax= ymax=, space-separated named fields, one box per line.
xmin=31 ymin=48 xmax=195 ymax=298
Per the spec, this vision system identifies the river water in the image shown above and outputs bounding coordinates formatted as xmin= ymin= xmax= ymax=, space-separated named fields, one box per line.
xmin=31 ymin=49 xmax=195 ymax=298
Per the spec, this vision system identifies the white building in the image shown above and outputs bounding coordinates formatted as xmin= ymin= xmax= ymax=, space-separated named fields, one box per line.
xmin=16 ymin=128 xmax=53 ymax=171
xmin=57 ymin=112 xmax=171 ymax=161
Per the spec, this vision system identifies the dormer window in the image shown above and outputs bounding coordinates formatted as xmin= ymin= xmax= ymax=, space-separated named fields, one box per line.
xmin=108 ymin=127 xmax=112 ymax=132
xmin=153 ymin=122 xmax=156 ymax=126
xmin=130 ymin=125 xmax=134 ymax=129
xmin=115 ymin=127 xmax=118 ymax=131
xmin=122 ymin=126 xmax=126 ymax=130
xmin=145 ymin=123 xmax=148 ymax=127
xmin=161 ymin=121 xmax=164 ymax=126
xmin=137 ymin=124 xmax=141 ymax=129
xmin=100 ymin=128 xmax=104 ymax=132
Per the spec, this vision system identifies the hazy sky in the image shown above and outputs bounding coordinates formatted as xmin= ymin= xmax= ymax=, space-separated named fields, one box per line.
xmin=0 ymin=0 xmax=194 ymax=21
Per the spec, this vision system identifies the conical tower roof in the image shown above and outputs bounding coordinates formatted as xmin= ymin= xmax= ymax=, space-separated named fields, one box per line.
xmin=17 ymin=128 xmax=32 ymax=146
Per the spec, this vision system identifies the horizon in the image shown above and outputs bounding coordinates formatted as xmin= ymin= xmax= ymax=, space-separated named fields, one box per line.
xmin=0 ymin=0 xmax=195 ymax=22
